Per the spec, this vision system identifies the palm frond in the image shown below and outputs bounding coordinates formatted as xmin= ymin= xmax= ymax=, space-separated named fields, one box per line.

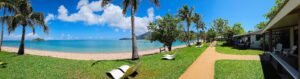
xmin=101 ymin=0 xmax=111 ymax=7
xmin=27 ymin=20 xmax=35 ymax=34
xmin=150 ymin=0 xmax=160 ymax=7
xmin=29 ymin=12 xmax=49 ymax=33
xmin=0 ymin=2 xmax=18 ymax=14
xmin=132 ymin=0 xmax=139 ymax=14
xmin=122 ymin=0 xmax=130 ymax=15
xmin=5 ymin=15 xmax=19 ymax=34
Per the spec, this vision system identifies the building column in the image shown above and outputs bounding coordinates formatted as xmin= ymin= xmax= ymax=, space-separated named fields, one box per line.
xmin=290 ymin=27 xmax=294 ymax=49
xmin=263 ymin=33 xmax=265 ymax=51
xmin=298 ymin=17 xmax=300 ymax=73
xmin=269 ymin=30 xmax=273 ymax=52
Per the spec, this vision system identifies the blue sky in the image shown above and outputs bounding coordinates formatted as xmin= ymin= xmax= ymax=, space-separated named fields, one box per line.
xmin=3 ymin=0 xmax=275 ymax=40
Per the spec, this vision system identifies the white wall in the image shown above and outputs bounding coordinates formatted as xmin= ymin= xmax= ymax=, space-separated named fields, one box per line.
xmin=250 ymin=35 xmax=261 ymax=49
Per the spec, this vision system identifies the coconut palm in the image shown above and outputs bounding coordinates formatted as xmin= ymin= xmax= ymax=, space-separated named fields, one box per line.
xmin=0 ymin=0 xmax=17 ymax=51
xmin=101 ymin=0 xmax=159 ymax=60
xmin=178 ymin=5 xmax=194 ymax=47
xmin=5 ymin=0 xmax=48 ymax=55
xmin=193 ymin=13 xmax=205 ymax=43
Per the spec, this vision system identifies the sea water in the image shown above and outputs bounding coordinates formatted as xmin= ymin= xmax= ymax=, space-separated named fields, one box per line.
xmin=3 ymin=40 xmax=186 ymax=53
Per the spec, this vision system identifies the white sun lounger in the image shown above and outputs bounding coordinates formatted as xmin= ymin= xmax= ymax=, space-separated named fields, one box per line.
xmin=106 ymin=62 xmax=142 ymax=79
xmin=106 ymin=65 xmax=130 ymax=79
xmin=196 ymin=45 xmax=203 ymax=48
xmin=162 ymin=54 xmax=176 ymax=60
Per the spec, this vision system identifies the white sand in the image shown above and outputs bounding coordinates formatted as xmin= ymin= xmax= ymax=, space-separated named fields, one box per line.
xmin=2 ymin=45 xmax=186 ymax=60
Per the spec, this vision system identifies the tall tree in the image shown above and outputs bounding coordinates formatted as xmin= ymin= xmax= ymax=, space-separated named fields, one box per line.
xmin=206 ymin=28 xmax=216 ymax=42
xmin=232 ymin=23 xmax=245 ymax=35
xmin=264 ymin=0 xmax=286 ymax=20
xmin=212 ymin=18 xmax=228 ymax=37
xmin=102 ymin=0 xmax=159 ymax=60
xmin=5 ymin=0 xmax=48 ymax=55
xmin=178 ymin=5 xmax=194 ymax=47
xmin=0 ymin=0 xmax=17 ymax=51
xmin=255 ymin=21 xmax=267 ymax=30
xmin=193 ymin=13 xmax=205 ymax=43
xmin=148 ymin=14 xmax=181 ymax=51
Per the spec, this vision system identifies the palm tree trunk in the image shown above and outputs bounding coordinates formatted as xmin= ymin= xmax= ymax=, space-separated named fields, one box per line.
xmin=18 ymin=26 xmax=26 ymax=55
xmin=131 ymin=8 xmax=139 ymax=60
xmin=0 ymin=9 xmax=6 ymax=51
xmin=187 ymin=24 xmax=191 ymax=47
xmin=197 ymin=29 xmax=199 ymax=43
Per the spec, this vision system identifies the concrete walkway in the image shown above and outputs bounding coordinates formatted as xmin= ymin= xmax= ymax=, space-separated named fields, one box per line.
xmin=179 ymin=41 xmax=260 ymax=79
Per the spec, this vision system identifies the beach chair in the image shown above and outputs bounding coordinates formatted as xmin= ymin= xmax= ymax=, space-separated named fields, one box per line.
xmin=273 ymin=43 xmax=283 ymax=54
xmin=162 ymin=54 xmax=176 ymax=60
xmin=162 ymin=52 xmax=176 ymax=60
xmin=283 ymin=45 xmax=297 ymax=57
xmin=159 ymin=47 xmax=166 ymax=53
xmin=106 ymin=62 xmax=142 ymax=79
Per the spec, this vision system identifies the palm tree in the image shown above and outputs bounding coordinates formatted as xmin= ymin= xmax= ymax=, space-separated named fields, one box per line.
xmin=102 ymin=0 xmax=159 ymax=60
xmin=178 ymin=5 xmax=194 ymax=47
xmin=193 ymin=13 xmax=205 ymax=43
xmin=5 ymin=0 xmax=48 ymax=55
xmin=0 ymin=0 xmax=17 ymax=51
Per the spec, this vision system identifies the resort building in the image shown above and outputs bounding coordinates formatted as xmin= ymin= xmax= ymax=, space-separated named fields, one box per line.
xmin=233 ymin=30 xmax=263 ymax=49
xmin=261 ymin=0 xmax=300 ymax=78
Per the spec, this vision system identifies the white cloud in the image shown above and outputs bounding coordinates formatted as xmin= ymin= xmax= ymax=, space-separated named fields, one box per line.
xmin=53 ymin=0 xmax=160 ymax=34
xmin=5 ymin=33 xmax=40 ymax=40
xmin=114 ymin=29 xmax=119 ymax=32
xmin=45 ymin=14 xmax=55 ymax=24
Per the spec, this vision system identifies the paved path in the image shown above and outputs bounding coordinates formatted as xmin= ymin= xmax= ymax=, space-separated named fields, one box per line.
xmin=179 ymin=41 xmax=260 ymax=79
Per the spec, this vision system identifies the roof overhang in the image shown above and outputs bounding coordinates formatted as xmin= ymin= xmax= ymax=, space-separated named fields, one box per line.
xmin=262 ymin=0 xmax=300 ymax=33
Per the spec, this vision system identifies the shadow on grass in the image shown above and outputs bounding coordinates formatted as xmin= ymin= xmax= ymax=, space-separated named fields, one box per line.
xmin=259 ymin=54 xmax=280 ymax=79
xmin=91 ymin=59 xmax=138 ymax=67
xmin=0 ymin=63 xmax=7 ymax=68
xmin=218 ymin=42 xmax=261 ymax=51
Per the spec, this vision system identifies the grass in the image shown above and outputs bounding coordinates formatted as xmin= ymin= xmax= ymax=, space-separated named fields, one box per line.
xmin=215 ymin=60 xmax=264 ymax=79
xmin=0 ymin=44 xmax=208 ymax=79
xmin=216 ymin=41 xmax=263 ymax=55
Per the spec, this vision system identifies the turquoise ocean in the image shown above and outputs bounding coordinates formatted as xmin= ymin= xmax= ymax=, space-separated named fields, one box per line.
xmin=3 ymin=40 xmax=186 ymax=53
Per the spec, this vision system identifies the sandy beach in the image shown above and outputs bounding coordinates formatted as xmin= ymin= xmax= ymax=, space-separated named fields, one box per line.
xmin=2 ymin=45 xmax=186 ymax=60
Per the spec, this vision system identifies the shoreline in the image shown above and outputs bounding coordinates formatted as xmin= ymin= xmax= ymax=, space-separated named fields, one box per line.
xmin=2 ymin=45 xmax=187 ymax=60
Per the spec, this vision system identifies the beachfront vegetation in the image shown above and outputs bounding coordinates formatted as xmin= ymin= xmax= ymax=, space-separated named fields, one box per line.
xmin=254 ymin=0 xmax=287 ymax=30
xmin=212 ymin=18 xmax=229 ymax=37
xmin=206 ymin=28 xmax=217 ymax=42
xmin=216 ymin=41 xmax=263 ymax=55
xmin=231 ymin=23 xmax=245 ymax=35
xmin=101 ymin=0 xmax=160 ymax=60
xmin=0 ymin=0 xmax=16 ymax=51
xmin=255 ymin=21 xmax=267 ymax=30
xmin=0 ymin=44 xmax=208 ymax=79
xmin=215 ymin=60 xmax=264 ymax=79
xmin=178 ymin=5 xmax=195 ymax=47
xmin=193 ymin=13 xmax=206 ymax=43
xmin=147 ymin=13 xmax=181 ymax=51
xmin=264 ymin=0 xmax=286 ymax=20
xmin=207 ymin=18 xmax=245 ymax=43
xmin=1 ymin=0 xmax=48 ymax=55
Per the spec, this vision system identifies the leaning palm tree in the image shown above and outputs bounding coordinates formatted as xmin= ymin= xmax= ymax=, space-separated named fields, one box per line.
xmin=102 ymin=0 xmax=159 ymax=60
xmin=5 ymin=0 xmax=48 ymax=55
xmin=0 ymin=0 xmax=17 ymax=51
xmin=178 ymin=5 xmax=194 ymax=47
xmin=193 ymin=13 xmax=205 ymax=43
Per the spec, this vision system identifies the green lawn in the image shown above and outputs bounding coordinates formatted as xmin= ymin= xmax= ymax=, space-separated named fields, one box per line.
xmin=0 ymin=44 xmax=207 ymax=79
xmin=216 ymin=41 xmax=263 ymax=55
xmin=215 ymin=60 xmax=264 ymax=79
